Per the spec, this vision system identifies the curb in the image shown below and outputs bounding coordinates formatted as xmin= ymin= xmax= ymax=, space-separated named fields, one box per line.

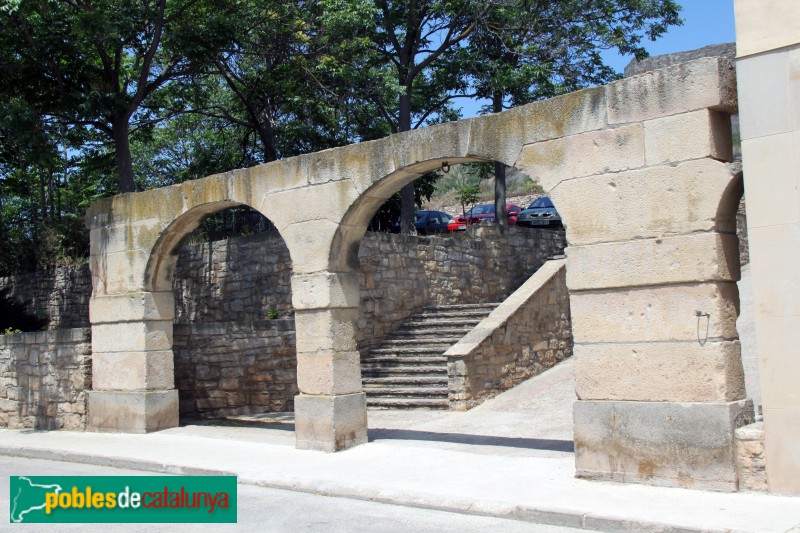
xmin=1 ymin=445 xmax=725 ymax=533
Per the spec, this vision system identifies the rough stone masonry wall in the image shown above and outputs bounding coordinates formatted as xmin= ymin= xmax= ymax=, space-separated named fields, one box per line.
xmin=447 ymin=261 xmax=571 ymax=410
xmin=0 ymin=265 xmax=91 ymax=329
xmin=173 ymin=320 xmax=297 ymax=418
xmin=0 ymin=328 xmax=91 ymax=430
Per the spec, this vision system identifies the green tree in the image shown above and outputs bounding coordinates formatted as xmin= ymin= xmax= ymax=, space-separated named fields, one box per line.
xmin=0 ymin=0 xmax=241 ymax=193
xmin=468 ymin=0 xmax=682 ymax=224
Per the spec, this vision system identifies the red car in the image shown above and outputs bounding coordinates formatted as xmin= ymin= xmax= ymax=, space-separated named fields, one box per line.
xmin=447 ymin=203 xmax=522 ymax=231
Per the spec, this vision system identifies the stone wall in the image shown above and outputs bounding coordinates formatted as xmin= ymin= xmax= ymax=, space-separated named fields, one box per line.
xmin=446 ymin=260 xmax=571 ymax=410
xmin=736 ymin=422 xmax=767 ymax=491
xmin=0 ymin=328 xmax=91 ymax=430
xmin=173 ymin=320 xmax=297 ymax=418
xmin=624 ymin=43 xmax=736 ymax=77
xmin=0 ymin=265 xmax=91 ymax=329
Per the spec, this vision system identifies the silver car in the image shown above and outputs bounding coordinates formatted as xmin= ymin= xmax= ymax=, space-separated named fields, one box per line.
xmin=515 ymin=196 xmax=562 ymax=228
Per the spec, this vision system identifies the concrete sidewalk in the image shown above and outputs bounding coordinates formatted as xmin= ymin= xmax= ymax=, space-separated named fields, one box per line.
xmin=1 ymin=361 xmax=798 ymax=532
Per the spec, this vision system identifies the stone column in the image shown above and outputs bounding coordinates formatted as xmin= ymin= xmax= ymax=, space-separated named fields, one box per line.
xmin=291 ymin=271 xmax=367 ymax=451
xmin=87 ymin=291 xmax=179 ymax=432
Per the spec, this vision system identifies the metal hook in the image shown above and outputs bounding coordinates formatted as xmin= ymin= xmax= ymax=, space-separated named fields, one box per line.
xmin=695 ymin=311 xmax=710 ymax=346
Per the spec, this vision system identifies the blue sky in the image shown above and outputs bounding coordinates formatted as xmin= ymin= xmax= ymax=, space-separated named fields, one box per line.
xmin=460 ymin=0 xmax=736 ymax=117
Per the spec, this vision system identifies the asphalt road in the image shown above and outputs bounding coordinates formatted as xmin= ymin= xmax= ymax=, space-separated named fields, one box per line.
xmin=0 ymin=456 xmax=581 ymax=533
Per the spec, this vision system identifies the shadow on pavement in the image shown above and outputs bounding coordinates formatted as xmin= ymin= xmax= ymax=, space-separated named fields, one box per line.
xmin=368 ymin=428 xmax=574 ymax=452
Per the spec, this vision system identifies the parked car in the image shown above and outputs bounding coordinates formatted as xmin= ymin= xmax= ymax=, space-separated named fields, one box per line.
xmin=447 ymin=203 xmax=522 ymax=231
xmin=515 ymin=196 xmax=562 ymax=228
xmin=388 ymin=210 xmax=453 ymax=234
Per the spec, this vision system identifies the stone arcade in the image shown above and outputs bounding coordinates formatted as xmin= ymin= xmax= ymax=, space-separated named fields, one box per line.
xmin=86 ymin=54 xmax=752 ymax=491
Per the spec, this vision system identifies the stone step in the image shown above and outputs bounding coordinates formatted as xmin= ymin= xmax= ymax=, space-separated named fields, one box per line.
xmin=363 ymin=387 xmax=448 ymax=397
xmin=363 ymin=376 xmax=447 ymax=386
xmin=400 ymin=318 xmax=482 ymax=328
xmin=378 ymin=339 xmax=459 ymax=347
xmin=369 ymin=346 xmax=447 ymax=356
xmin=366 ymin=397 xmax=449 ymax=409
xmin=361 ymin=355 xmax=447 ymax=365
xmin=361 ymin=365 xmax=448 ymax=375
xmin=415 ymin=310 xmax=494 ymax=320
xmin=423 ymin=303 xmax=501 ymax=311
xmin=392 ymin=327 xmax=472 ymax=337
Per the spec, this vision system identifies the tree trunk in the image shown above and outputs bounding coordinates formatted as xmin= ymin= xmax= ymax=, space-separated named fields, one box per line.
xmin=398 ymin=92 xmax=416 ymax=235
xmin=492 ymin=92 xmax=507 ymax=226
xmin=112 ymin=113 xmax=136 ymax=193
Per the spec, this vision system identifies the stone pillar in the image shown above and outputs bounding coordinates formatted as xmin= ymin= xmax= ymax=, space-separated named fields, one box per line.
xmin=734 ymin=0 xmax=800 ymax=495
xmin=87 ymin=291 xmax=179 ymax=433
xmin=291 ymin=271 xmax=367 ymax=451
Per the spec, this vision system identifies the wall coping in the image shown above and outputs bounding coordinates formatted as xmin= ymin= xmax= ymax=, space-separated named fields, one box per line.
xmin=445 ymin=259 xmax=566 ymax=359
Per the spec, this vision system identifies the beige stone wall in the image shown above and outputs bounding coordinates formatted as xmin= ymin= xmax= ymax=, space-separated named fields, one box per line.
xmin=736 ymin=422 xmax=768 ymax=492
xmin=446 ymin=260 xmax=571 ymax=410
xmin=0 ymin=328 xmax=91 ymax=430
xmin=735 ymin=0 xmax=800 ymax=495
xmin=0 ymin=265 xmax=91 ymax=329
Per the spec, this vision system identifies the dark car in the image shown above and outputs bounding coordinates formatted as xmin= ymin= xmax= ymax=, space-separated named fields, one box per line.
xmin=389 ymin=210 xmax=453 ymax=234
xmin=446 ymin=203 xmax=522 ymax=231
xmin=515 ymin=196 xmax=562 ymax=228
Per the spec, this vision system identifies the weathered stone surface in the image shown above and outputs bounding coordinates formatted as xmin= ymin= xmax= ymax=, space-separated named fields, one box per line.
xmin=87 ymin=389 xmax=179 ymax=433
xmin=606 ymin=56 xmax=737 ymax=124
xmin=570 ymin=282 xmax=740 ymax=343
xmin=294 ymin=392 xmax=368 ymax=452
xmin=294 ymin=308 xmax=359 ymax=354
xmin=736 ymin=422 xmax=768 ymax=491
xmin=643 ymin=110 xmax=733 ymax=165
xmin=566 ymin=232 xmax=741 ymax=291
xmin=296 ymin=351 xmax=362 ymax=396
xmin=763 ymin=407 xmax=800 ymax=494
xmin=91 ymin=320 xmax=172 ymax=353
xmin=0 ymin=328 xmax=90 ymax=430
xmin=90 ymin=291 xmax=174 ymax=324
xmin=292 ymin=272 xmax=360 ymax=310
xmin=516 ymin=124 xmax=645 ymax=191
xmin=551 ymin=159 xmax=739 ymax=246
xmin=574 ymin=399 xmax=754 ymax=491
xmin=92 ymin=350 xmax=174 ymax=391
xmin=574 ymin=340 xmax=745 ymax=402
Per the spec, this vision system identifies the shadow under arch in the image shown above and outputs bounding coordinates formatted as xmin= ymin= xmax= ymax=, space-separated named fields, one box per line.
xmin=145 ymin=200 xmax=289 ymax=294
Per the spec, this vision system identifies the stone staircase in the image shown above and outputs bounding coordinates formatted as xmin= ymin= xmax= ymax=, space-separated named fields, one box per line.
xmin=361 ymin=303 xmax=499 ymax=409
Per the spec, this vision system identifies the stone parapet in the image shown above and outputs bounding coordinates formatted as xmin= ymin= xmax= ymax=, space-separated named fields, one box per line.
xmin=446 ymin=260 xmax=571 ymax=410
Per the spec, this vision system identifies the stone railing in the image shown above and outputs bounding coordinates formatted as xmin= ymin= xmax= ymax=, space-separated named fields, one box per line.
xmin=446 ymin=259 xmax=571 ymax=410
xmin=0 ymin=328 xmax=91 ymax=430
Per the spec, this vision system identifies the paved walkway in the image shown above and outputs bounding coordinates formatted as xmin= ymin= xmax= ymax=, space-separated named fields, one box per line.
xmin=1 ymin=360 xmax=799 ymax=532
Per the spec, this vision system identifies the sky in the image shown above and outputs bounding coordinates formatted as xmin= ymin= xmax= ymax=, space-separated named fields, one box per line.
xmin=460 ymin=0 xmax=737 ymax=118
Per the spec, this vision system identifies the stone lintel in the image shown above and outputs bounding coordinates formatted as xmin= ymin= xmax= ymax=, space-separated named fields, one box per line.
xmin=291 ymin=272 xmax=360 ymax=310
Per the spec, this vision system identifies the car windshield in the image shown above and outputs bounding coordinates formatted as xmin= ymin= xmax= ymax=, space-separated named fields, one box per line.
xmin=414 ymin=213 xmax=424 ymax=222
xmin=528 ymin=197 xmax=554 ymax=209
xmin=469 ymin=205 xmax=495 ymax=215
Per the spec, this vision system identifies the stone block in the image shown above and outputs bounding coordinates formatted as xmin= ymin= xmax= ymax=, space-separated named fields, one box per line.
xmin=574 ymin=399 xmax=754 ymax=491
xmin=734 ymin=0 xmax=800 ymax=58
xmin=516 ymin=124 xmax=645 ymax=191
xmin=565 ymin=232 xmax=740 ymax=291
xmin=291 ymin=272 xmax=360 ymax=310
xmin=574 ymin=340 xmax=745 ymax=402
xmin=551 ymin=159 xmax=738 ymax=246
xmin=294 ymin=392 xmax=368 ymax=452
xmin=87 ymin=389 xmax=178 ymax=433
xmin=294 ymin=308 xmax=358 ymax=353
xmin=93 ymin=249 xmax=151 ymax=295
xmin=471 ymin=86 xmax=607 ymax=166
xmin=607 ymin=56 xmax=737 ymax=124
xmin=262 ymin=180 xmax=360 ymax=230
xmin=296 ymin=351 xmax=362 ymax=395
xmin=92 ymin=350 xmax=174 ymax=391
xmin=280 ymin=219 xmax=339 ymax=274
xmin=735 ymin=422 xmax=767 ymax=492
xmin=570 ymin=282 xmax=740 ymax=343
xmin=644 ymin=109 xmax=733 ymax=165
xmin=90 ymin=292 xmax=174 ymax=324
xmin=92 ymin=321 xmax=172 ymax=353
xmin=748 ymin=224 xmax=800 ymax=319
xmin=740 ymin=133 xmax=800 ymax=228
